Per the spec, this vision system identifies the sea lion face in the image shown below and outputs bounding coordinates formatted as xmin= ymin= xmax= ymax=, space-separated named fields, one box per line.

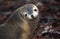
xmin=23 ymin=4 xmax=39 ymax=20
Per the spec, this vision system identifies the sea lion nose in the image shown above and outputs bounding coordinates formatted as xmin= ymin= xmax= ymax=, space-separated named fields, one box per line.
xmin=31 ymin=15 xmax=34 ymax=18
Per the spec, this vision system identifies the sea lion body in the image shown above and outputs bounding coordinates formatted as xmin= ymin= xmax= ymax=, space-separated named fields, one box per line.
xmin=4 ymin=13 xmax=30 ymax=39
xmin=0 ymin=4 xmax=39 ymax=39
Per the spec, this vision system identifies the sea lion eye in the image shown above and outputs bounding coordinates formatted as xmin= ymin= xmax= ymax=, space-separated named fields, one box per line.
xmin=25 ymin=14 xmax=27 ymax=17
xmin=34 ymin=9 xmax=37 ymax=11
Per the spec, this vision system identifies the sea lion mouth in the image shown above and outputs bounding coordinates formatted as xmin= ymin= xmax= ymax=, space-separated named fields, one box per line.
xmin=27 ymin=15 xmax=39 ymax=21
xmin=25 ymin=14 xmax=39 ymax=21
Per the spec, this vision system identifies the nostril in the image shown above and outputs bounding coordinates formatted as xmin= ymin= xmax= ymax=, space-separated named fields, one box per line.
xmin=31 ymin=15 xmax=34 ymax=18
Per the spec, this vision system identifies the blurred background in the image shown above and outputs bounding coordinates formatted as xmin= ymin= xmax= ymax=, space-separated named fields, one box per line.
xmin=0 ymin=0 xmax=60 ymax=39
